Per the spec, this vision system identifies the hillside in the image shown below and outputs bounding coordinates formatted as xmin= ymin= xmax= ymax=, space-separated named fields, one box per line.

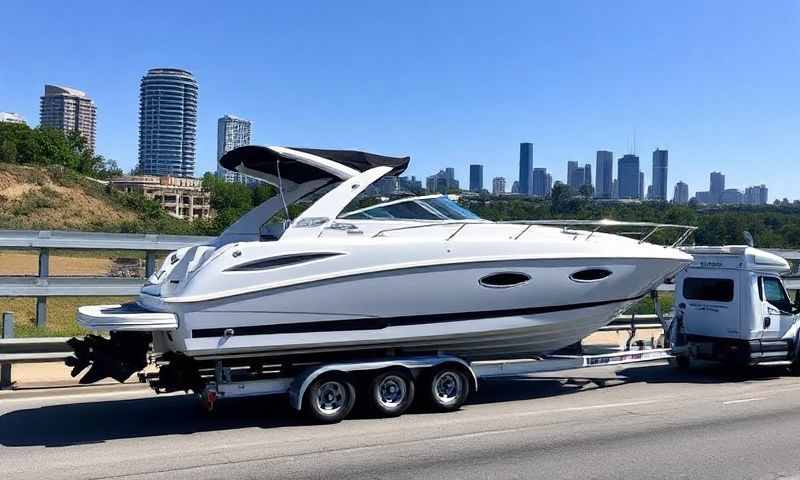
xmin=0 ymin=163 xmax=195 ymax=233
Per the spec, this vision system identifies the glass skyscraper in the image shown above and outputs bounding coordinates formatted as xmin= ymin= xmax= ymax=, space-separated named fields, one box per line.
xmin=617 ymin=154 xmax=640 ymax=199
xmin=518 ymin=143 xmax=533 ymax=195
xmin=652 ymin=149 xmax=669 ymax=201
xmin=595 ymin=150 xmax=613 ymax=198
xmin=138 ymin=68 xmax=198 ymax=177
xmin=469 ymin=164 xmax=484 ymax=192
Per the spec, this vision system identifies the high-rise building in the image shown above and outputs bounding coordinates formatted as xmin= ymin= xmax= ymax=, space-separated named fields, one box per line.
xmin=469 ymin=164 xmax=484 ymax=192
xmin=398 ymin=176 xmax=422 ymax=192
xmin=138 ymin=68 xmax=198 ymax=177
xmin=511 ymin=180 xmax=519 ymax=194
xmin=744 ymin=184 xmax=769 ymax=205
xmin=545 ymin=173 xmax=552 ymax=196
xmin=617 ymin=154 xmax=640 ymax=199
xmin=518 ymin=143 xmax=533 ymax=195
xmin=566 ymin=161 xmax=579 ymax=188
xmin=0 ymin=112 xmax=26 ymax=125
xmin=673 ymin=181 xmax=689 ymax=204
xmin=595 ymin=151 xmax=613 ymax=198
xmin=569 ymin=166 xmax=585 ymax=190
xmin=584 ymin=163 xmax=592 ymax=186
xmin=652 ymin=149 xmax=668 ymax=201
xmin=639 ymin=171 xmax=645 ymax=200
xmin=216 ymin=115 xmax=253 ymax=183
xmin=710 ymin=172 xmax=725 ymax=202
xmin=532 ymin=168 xmax=549 ymax=197
xmin=39 ymin=84 xmax=96 ymax=151
xmin=492 ymin=177 xmax=506 ymax=195
xmin=426 ymin=169 xmax=459 ymax=193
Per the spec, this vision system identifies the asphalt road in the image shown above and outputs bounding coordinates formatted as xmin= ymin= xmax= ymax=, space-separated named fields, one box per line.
xmin=4 ymin=361 xmax=800 ymax=480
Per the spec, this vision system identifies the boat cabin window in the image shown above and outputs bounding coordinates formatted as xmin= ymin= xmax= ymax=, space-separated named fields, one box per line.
xmin=341 ymin=195 xmax=482 ymax=221
xmin=760 ymin=277 xmax=793 ymax=312
xmin=421 ymin=197 xmax=481 ymax=220
xmin=682 ymin=277 xmax=734 ymax=302
xmin=343 ymin=201 xmax=441 ymax=220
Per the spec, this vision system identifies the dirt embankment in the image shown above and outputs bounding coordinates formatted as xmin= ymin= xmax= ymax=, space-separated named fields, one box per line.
xmin=0 ymin=164 xmax=138 ymax=230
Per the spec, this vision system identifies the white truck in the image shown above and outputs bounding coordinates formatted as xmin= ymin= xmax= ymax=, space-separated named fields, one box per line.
xmin=670 ymin=246 xmax=800 ymax=370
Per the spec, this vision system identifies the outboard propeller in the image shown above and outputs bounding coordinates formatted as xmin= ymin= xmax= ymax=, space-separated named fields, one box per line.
xmin=66 ymin=332 xmax=152 ymax=384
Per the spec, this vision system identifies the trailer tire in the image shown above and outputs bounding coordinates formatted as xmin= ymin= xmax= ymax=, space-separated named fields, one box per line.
xmin=425 ymin=365 xmax=470 ymax=412
xmin=304 ymin=373 xmax=356 ymax=424
xmin=367 ymin=369 xmax=415 ymax=417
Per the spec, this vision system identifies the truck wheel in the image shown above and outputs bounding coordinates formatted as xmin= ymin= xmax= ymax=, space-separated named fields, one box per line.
xmin=368 ymin=369 xmax=415 ymax=417
xmin=669 ymin=355 xmax=691 ymax=371
xmin=426 ymin=365 xmax=470 ymax=412
xmin=788 ymin=360 xmax=800 ymax=376
xmin=304 ymin=374 xmax=356 ymax=424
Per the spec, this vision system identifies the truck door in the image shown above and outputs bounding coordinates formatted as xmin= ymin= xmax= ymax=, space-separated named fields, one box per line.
xmin=759 ymin=276 xmax=793 ymax=340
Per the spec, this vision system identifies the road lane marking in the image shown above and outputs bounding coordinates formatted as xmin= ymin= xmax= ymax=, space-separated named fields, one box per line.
xmin=517 ymin=399 xmax=661 ymax=416
xmin=723 ymin=397 xmax=765 ymax=405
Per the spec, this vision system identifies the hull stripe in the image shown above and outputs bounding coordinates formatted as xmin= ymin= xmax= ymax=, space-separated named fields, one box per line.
xmin=191 ymin=295 xmax=642 ymax=338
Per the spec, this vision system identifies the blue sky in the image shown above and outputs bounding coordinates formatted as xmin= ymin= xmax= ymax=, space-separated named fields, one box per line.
xmin=2 ymin=1 xmax=798 ymax=199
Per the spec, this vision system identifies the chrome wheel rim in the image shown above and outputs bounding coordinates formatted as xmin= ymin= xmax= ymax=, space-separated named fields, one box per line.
xmin=433 ymin=371 xmax=462 ymax=405
xmin=316 ymin=381 xmax=346 ymax=415
xmin=376 ymin=374 xmax=407 ymax=409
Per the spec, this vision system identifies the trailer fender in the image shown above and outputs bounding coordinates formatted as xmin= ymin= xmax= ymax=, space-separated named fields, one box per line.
xmin=288 ymin=356 xmax=477 ymax=411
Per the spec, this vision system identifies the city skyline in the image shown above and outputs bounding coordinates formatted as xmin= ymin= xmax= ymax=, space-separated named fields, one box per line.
xmin=1 ymin=2 xmax=796 ymax=199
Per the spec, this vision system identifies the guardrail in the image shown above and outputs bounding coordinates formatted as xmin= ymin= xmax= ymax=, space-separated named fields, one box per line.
xmin=0 ymin=311 xmax=669 ymax=388
xmin=0 ymin=230 xmax=213 ymax=327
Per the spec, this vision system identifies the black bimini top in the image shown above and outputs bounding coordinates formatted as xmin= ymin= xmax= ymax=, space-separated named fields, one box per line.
xmin=219 ymin=145 xmax=410 ymax=185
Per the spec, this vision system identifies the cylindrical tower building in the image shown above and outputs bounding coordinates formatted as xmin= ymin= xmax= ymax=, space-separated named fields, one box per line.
xmin=138 ymin=68 xmax=198 ymax=177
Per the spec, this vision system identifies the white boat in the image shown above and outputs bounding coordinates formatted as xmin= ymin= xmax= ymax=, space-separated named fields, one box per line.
xmin=68 ymin=146 xmax=694 ymax=387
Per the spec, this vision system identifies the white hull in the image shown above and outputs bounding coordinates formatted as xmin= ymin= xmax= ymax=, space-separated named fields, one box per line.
xmin=176 ymin=300 xmax=637 ymax=361
xmin=85 ymin=256 xmax=686 ymax=361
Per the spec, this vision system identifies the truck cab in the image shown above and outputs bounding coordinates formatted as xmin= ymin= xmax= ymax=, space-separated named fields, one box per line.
xmin=672 ymin=246 xmax=800 ymax=367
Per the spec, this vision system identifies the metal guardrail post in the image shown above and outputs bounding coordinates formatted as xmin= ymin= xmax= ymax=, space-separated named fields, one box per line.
xmin=36 ymin=247 xmax=49 ymax=327
xmin=145 ymin=251 xmax=157 ymax=278
xmin=1 ymin=312 xmax=13 ymax=388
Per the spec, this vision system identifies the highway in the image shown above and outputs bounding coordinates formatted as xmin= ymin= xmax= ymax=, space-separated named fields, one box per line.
xmin=3 ymin=361 xmax=800 ymax=479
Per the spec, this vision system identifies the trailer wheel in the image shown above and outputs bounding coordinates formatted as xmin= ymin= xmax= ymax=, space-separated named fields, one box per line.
xmin=368 ymin=369 xmax=415 ymax=417
xmin=304 ymin=374 xmax=356 ymax=424
xmin=426 ymin=365 xmax=470 ymax=412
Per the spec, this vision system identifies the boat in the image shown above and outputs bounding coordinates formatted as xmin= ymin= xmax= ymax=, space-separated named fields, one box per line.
xmin=67 ymin=145 xmax=695 ymax=388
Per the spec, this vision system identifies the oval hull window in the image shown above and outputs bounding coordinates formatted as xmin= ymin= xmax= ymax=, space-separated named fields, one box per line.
xmin=570 ymin=269 xmax=612 ymax=282
xmin=479 ymin=272 xmax=530 ymax=288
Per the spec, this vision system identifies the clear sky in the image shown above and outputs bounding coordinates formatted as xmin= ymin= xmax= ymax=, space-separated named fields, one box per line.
xmin=2 ymin=1 xmax=798 ymax=200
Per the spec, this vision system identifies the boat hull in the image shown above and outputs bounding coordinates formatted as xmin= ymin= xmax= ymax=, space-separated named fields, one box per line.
xmin=136 ymin=256 xmax=687 ymax=361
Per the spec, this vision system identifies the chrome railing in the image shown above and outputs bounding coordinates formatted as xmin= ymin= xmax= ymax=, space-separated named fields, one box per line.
xmin=372 ymin=219 xmax=697 ymax=247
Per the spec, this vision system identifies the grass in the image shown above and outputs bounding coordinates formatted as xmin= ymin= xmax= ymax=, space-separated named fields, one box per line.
xmin=0 ymin=296 xmax=134 ymax=338
xmin=624 ymin=291 xmax=675 ymax=316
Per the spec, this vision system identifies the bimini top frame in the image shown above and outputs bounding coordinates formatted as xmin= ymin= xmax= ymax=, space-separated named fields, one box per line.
xmin=219 ymin=145 xmax=410 ymax=188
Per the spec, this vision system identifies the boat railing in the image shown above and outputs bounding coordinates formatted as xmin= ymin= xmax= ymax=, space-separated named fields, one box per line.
xmin=371 ymin=219 xmax=697 ymax=247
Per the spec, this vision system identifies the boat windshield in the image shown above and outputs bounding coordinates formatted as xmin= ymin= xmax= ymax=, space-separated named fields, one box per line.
xmin=341 ymin=195 xmax=483 ymax=221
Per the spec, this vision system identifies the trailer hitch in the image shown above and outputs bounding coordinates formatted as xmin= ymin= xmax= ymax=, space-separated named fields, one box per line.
xmin=65 ymin=332 xmax=151 ymax=384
